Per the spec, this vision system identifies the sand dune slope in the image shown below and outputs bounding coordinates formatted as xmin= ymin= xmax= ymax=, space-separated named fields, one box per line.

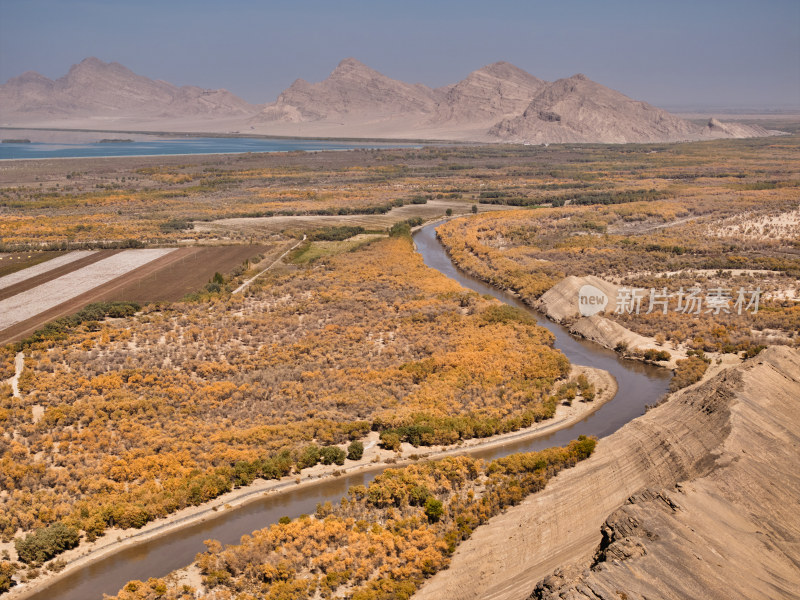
xmin=413 ymin=346 xmax=800 ymax=600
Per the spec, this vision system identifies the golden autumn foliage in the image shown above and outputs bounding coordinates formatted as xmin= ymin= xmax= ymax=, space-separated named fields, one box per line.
xmin=1 ymin=159 xmax=418 ymax=248
xmin=5 ymin=138 xmax=794 ymax=251
xmin=0 ymin=347 xmax=15 ymax=381
xmin=4 ymin=136 xmax=797 ymax=588
xmin=109 ymin=437 xmax=596 ymax=600
xmin=436 ymin=138 xmax=800 ymax=351
xmin=1 ymin=235 xmax=570 ymax=558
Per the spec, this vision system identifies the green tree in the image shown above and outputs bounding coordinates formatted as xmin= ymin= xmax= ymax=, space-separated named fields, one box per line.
xmin=424 ymin=498 xmax=444 ymax=523
xmin=320 ymin=446 xmax=346 ymax=466
xmin=15 ymin=523 xmax=80 ymax=564
xmin=388 ymin=222 xmax=411 ymax=238
xmin=347 ymin=440 xmax=364 ymax=461
xmin=379 ymin=432 xmax=401 ymax=451
xmin=296 ymin=444 xmax=321 ymax=470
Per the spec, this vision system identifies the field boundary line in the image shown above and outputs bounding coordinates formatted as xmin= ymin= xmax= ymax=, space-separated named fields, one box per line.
xmin=0 ymin=249 xmax=175 ymax=331
xmin=0 ymin=249 xmax=176 ymax=346
xmin=0 ymin=251 xmax=120 ymax=301
xmin=10 ymin=352 xmax=23 ymax=398
xmin=0 ymin=251 xmax=98 ymax=291
xmin=233 ymin=235 xmax=306 ymax=294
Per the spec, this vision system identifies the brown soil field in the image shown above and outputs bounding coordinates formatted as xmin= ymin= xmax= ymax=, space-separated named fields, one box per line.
xmin=0 ymin=243 xmax=274 ymax=346
xmin=103 ymin=244 xmax=273 ymax=303
xmin=0 ymin=251 xmax=63 ymax=278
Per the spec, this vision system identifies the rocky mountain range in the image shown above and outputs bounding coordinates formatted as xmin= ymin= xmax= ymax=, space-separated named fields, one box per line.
xmin=258 ymin=58 xmax=440 ymax=123
xmin=0 ymin=57 xmax=775 ymax=143
xmin=489 ymin=73 xmax=703 ymax=143
xmin=0 ymin=57 xmax=259 ymax=125
xmin=431 ymin=61 xmax=546 ymax=126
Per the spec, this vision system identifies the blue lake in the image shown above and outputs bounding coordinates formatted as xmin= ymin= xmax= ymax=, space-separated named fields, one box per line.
xmin=0 ymin=136 xmax=416 ymax=159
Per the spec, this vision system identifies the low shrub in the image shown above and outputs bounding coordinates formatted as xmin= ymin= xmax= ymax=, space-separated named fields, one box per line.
xmin=16 ymin=302 xmax=141 ymax=350
xmin=643 ymin=349 xmax=672 ymax=362
xmin=669 ymin=355 xmax=709 ymax=391
xmin=307 ymin=226 xmax=365 ymax=241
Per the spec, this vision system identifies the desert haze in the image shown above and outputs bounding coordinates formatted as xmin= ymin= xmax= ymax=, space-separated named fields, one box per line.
xmin=0 ymin=57 xmax=776 ymax=143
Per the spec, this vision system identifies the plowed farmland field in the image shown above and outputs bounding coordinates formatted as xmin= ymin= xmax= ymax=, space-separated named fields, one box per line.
xmin=0 ymin=243 xmax=277 ymax=346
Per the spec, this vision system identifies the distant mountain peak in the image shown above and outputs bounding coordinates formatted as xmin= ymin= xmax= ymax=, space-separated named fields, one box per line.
xmin=10 ymin=70 xmax=52 ymax=84
xmin=485 ymin=60 xmax=514 ymax=68
xmin=257 ymin=58 xmax=438 ymax=123
xmin=427 ymin=61 xmax=545 ymax=125
xmin=68 ymin=56 xmax=117 ymax=74
xmin=492 ymin=74 xmax=708 ymax=143
xmin=329 ymin=57 xmax=382 ymax=81
xmin=62 ymin=57 xmax=141 ymax=87
xmin=77 ymin=56 xmax=105 ymax=67
xmin=335 ymin=57 xmax=369 ymax=70
xmin=473 ymin=61 xmax=536 ymax=78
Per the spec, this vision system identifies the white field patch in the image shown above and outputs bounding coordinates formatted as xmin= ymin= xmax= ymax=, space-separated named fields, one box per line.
xmin=0 ymin=250 xmax=97 ymax=290
xmin=709 ymin=208 xmax=800 ymax=241
xmin=0 ymin=249 xmax=175 ymax=330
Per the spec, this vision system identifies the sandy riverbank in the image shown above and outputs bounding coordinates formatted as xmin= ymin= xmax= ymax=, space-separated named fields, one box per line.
xmin=5 ymin=365 xmax=616 ymax=599
xmin=415 ymin=345 xmax=800 ymax=600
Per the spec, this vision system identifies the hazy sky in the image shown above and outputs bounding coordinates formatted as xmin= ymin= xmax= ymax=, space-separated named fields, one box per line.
xmin=1 ymin=0 xmax=798 ymax=109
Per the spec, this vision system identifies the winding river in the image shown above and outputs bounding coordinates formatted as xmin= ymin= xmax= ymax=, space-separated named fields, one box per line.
xmin=28 ymin=222 xmax=670 ymax=600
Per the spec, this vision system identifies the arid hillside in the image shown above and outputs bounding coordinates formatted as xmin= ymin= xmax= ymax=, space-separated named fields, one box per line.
xmin=0 ymin=58 xmax=259 ymax=129
xmin=415 ymin=346 xmax=800 ymax=600
xmin=251 ymin=59 xmax=774 ymax=142
xmin=250 ymin=59 xmax=548 ymax=140
xmin=256 ymin=57 xmax=440 ymax=123
xmin=488 ymin=73 xmax=769 ymax=143
xmin=429 ymin=61 xmax=545 ymax=126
